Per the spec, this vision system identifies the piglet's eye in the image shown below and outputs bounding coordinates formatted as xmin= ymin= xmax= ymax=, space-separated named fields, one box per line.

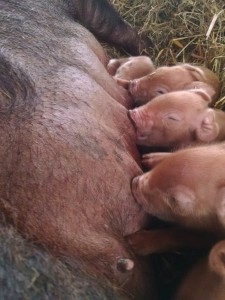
xmin=170 ymin=196 xmax=177 ymax=204
xmin=156 ymin=90 xmax=165 ymax=95
xmin=167 ymin=114 xmax=181 ymax=121
xmin=155 ymin=87 xmax=168 ymax=95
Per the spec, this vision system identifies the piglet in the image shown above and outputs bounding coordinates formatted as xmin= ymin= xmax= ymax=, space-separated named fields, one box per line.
xmin=128 ymin=89 xmax=225 ymax=150
xmin=131 ymin=143 xmax=225 ymax=235
xmin=128 ymin=63 xmax=221 ymax=106
xmin=107 ymin=56 xmax=155 ymax=88
xmin=175 ymin=240 xmax=225 ymax=300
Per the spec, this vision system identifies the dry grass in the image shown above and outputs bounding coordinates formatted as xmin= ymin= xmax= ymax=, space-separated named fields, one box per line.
xmin=109 ymin=0 xmax=225 ymax=108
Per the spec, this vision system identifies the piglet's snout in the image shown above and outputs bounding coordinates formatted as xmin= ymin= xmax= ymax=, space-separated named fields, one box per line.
xmin=131 ymin=175 xmax=146 ymax=207
xmin=128 ymin=109 xmax=138 ymax=129
xmin=128 ymin=79 xmax=138 ymax=95
xmin=128 ymin=109 xmax=153 ymax=139
xmin=131 ymin=176 xmax=140 ymax=201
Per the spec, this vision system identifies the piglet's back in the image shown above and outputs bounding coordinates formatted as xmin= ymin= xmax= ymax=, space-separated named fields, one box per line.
xmin=154 ymin=143 xmax=225 ymax=184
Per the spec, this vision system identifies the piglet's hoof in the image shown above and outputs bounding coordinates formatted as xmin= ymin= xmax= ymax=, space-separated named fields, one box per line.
xmin=115 ymin=78 xmax=130 ymax=89
xmin=142 ymin=152 xmax=172 ymax=169
xmin=117 ymin=258 xmax=134 ymax=273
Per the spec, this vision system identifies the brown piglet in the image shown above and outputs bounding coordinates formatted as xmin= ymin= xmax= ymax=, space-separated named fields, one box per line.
xmin=128 ymin=89 xmax=225 ymax=150
xmin=128 ymin=63 xmax=221 ymax=106
xmin=107 ymin=56 xmax=155 ymax=88
xmin=175 ymin=240 xmax=225 ymax=300
xmin=131 ymin=143 xmax=225 ymax=235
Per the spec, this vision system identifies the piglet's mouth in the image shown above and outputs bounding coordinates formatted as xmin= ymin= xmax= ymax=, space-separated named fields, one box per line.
xmin=128 ymin=110 xmax=148 ymax=143
xmin=136 ymin=133 xmax=148 ymax=141
xmin=131 ymin=176 xmax=139 ymax=198
xmin=130 ymin=176 xmax=142 ymax=204
xmin=128 ymin=110 xmax=137 ymax=130
xmin=128 ymin=80 xmax=138 ymax=95
xmin=131 ymin=175 xmax=148 ymax=209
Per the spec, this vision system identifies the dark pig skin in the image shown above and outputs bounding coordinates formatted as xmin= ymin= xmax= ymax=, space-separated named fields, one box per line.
xmin=0 ymin=0 xmax=156 ymax=299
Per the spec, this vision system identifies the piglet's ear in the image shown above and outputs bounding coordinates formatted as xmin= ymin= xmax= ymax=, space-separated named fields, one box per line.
xmin=107 ymin=59 xmax=120 ymax=76
xmin=196 ymin=109 xmax=219 ymax=142
xmin=188 ymin=88 xmax=212 ymax=104
xmin=167 ymin=185 xmax=196 ymax=215
xmin=184 ymin=82 xmax=214 ymax=103
xmin=209 ymin=240 xmax=225 ymax=277
xmin=183 ymin=64 xmax=206 ymax=81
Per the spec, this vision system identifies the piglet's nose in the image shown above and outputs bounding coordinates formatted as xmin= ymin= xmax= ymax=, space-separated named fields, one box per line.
xmin=128 ymin=109 xmax=137 ymax=125
xmin=130 ymin=176 xmax=141 ymax=203
xmin=128 ymin=80 xmax=138 ymax=94
xmin=131 ymin=176 xmax=139 ymax=192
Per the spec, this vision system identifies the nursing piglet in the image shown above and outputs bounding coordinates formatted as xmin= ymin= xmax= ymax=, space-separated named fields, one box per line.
xmin=128 ymin=89 xmax=225 ymax=150
xmin=129 ymin=63 xmax=221 ymax=106
xmin=175 ymin=240 xmax=225 ymax=300
xmin=131 ymin=143 xmax=225 ymax=235
xmin=107 ymin=56 xmax=155 ymax=88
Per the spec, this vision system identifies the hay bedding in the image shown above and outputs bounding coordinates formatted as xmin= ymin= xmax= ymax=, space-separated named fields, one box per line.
xmin=107 ymin=1 xmax=225 ymax=299
xmin=109 ymin=0 xmax=225 ymax=108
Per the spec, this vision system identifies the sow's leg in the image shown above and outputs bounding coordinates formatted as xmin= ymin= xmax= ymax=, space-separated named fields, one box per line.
xmin=0 ymin=0 xmax=156 ymax=299
xmin=67 ymin=0 xmax=144 ymax=55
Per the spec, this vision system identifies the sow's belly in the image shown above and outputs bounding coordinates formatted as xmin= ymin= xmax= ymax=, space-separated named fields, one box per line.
xmin=8 ymin=65 xmax=148 ymax=252
xmin=41 ymin=65 xmax=146 ymax=233
xmin=6 ymin=66 xmax=152 ymax=297
xmin=0 ymin=1 xmax=153 ymax=297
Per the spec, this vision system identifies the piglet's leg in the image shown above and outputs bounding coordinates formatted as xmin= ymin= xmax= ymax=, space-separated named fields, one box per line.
xmin=142 ymin=152 xmax=172 ymax=169
xmin=126 ymin=228 xmax=216 ymax=256
xmin=115 ymin=78 xmax=130 ymax=89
